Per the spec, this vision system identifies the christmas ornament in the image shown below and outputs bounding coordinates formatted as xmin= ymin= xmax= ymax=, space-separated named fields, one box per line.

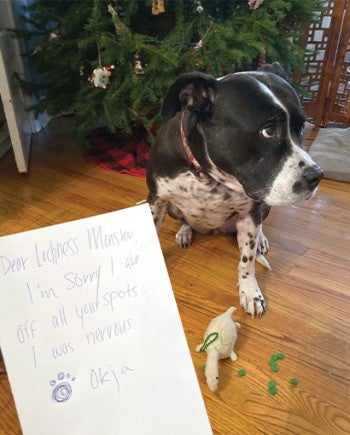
xmin=90 ymin=65 xmax=115 ymax=89
xmin=192 ymin=21 xmax=213 ymax=55
xmin=33 ymin=27 xmax=60 ymax=54
xmin=257 ymin=52 xmax=266 ymax=68
xmin=108 ymin=3 xmax=125 ymax=36
xmin=193 ymin=39 xmax=204 ymax=53
xmin=152 ymin=0 xmax=165 ymax=15
xmin=248 ymin=0 xmax=264 ymax=10
xmin=107 ymin=3 xmax=117 ymax=16
xmin=49 ymin=29 xmax=60 ymax=40
xmin=133 ymin=53 xmax=144 ymax=75
xmin=193 ymin=0 xmax=203 ymax=13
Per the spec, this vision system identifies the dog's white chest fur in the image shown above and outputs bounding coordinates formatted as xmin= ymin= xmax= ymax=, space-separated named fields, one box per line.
xmin=156 ymin=171 xmax=252 ymax=232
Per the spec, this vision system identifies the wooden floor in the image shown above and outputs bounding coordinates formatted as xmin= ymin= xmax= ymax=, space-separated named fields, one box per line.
xmin=0 ymin=119 xmax=350 ymax=434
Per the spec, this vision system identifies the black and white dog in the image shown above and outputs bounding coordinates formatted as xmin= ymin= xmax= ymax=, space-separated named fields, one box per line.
xmin=146 ymin=64 xmax=323 ymax=317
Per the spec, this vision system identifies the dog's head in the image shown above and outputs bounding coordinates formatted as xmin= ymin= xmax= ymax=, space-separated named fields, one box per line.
xmin=161 ymin=65 xmax=323 ymax=206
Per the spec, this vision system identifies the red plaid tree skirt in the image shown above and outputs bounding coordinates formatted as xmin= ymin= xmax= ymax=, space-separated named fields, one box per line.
xmin=84 ymin=126 xmax=154 ymax=178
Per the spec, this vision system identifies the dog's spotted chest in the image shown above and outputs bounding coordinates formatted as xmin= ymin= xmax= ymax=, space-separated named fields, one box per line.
xmin=156 ymin=171 xmax=253 ymax=232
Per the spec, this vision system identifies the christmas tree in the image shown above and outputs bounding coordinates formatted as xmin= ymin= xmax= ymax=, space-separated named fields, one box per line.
xmin=13 ymin=0 xmax=323 ymax=147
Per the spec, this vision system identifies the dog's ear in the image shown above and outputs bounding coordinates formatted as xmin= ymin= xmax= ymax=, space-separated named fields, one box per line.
xmin=161 ymin=72 xmax=217 ymax=120
xmin=258 ymin=62 xmax=289 ymax=81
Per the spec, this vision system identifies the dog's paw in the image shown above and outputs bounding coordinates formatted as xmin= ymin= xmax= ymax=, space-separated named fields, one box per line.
xmin=176 ymin=223 xmax=193 ymax=248
xmin=257 ymin=229 xmax=269 ymax=255
xmin=238 ymin=276 xmax=266 ymax=317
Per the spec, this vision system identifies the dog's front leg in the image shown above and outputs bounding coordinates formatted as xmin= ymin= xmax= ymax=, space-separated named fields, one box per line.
xmin=236 ymin=217 xmax=266 ymax=317
xmin=148 ymin=196 xmax=169 ymax=232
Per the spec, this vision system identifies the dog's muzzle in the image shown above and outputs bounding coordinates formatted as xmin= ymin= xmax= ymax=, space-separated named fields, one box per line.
xmin=293 ymin=164 xmax=324 ymax=195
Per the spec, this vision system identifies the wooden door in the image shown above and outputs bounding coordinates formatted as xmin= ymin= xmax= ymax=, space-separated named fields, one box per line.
xmin=295 ymin=0 xmax=350 ymax=127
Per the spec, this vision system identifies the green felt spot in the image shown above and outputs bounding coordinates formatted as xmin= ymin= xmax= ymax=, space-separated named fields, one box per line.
xmin=268 ymin=380 xmax=278 ymax=395
xmin=237 ymin=369 xmax=246 ymax=377
xmin=290 ymin=378 xmax=298 ymax=385
xmin=270 ymin=353 xmax=285 ymax=362
xmin=269 ymin=353 xmax=285 ymax=372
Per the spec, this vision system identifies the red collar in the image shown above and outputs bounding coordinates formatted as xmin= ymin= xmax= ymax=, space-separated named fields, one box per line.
xmin=180 ymin=112 xmax=208 ymax=178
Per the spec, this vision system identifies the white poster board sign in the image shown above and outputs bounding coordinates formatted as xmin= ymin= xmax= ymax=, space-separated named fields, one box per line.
xmin=0 ymin=204 xmax=212 ymax=435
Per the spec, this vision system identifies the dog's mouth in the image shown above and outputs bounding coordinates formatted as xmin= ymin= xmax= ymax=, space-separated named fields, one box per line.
xmin=245 ymin=163 xmax=323 ymax=206
xmin=264 ymin=166 xmax=323 ymax=206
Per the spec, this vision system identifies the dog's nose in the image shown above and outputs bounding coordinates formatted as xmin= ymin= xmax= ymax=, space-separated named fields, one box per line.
xmin=303 ymin=165 xmax=324 ymax=190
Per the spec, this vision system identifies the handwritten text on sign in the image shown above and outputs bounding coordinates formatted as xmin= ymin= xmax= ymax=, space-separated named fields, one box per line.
xmin=0 ymin=204 xmax=211 ymax=435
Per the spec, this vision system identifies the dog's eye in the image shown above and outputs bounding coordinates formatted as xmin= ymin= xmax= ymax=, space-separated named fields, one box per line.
xmin=261 ymin=125 xmax=276 ymax=138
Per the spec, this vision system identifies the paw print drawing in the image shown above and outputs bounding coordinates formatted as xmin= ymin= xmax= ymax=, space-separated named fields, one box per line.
xmin=50 ymin=372 xmax=75 ymax=403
